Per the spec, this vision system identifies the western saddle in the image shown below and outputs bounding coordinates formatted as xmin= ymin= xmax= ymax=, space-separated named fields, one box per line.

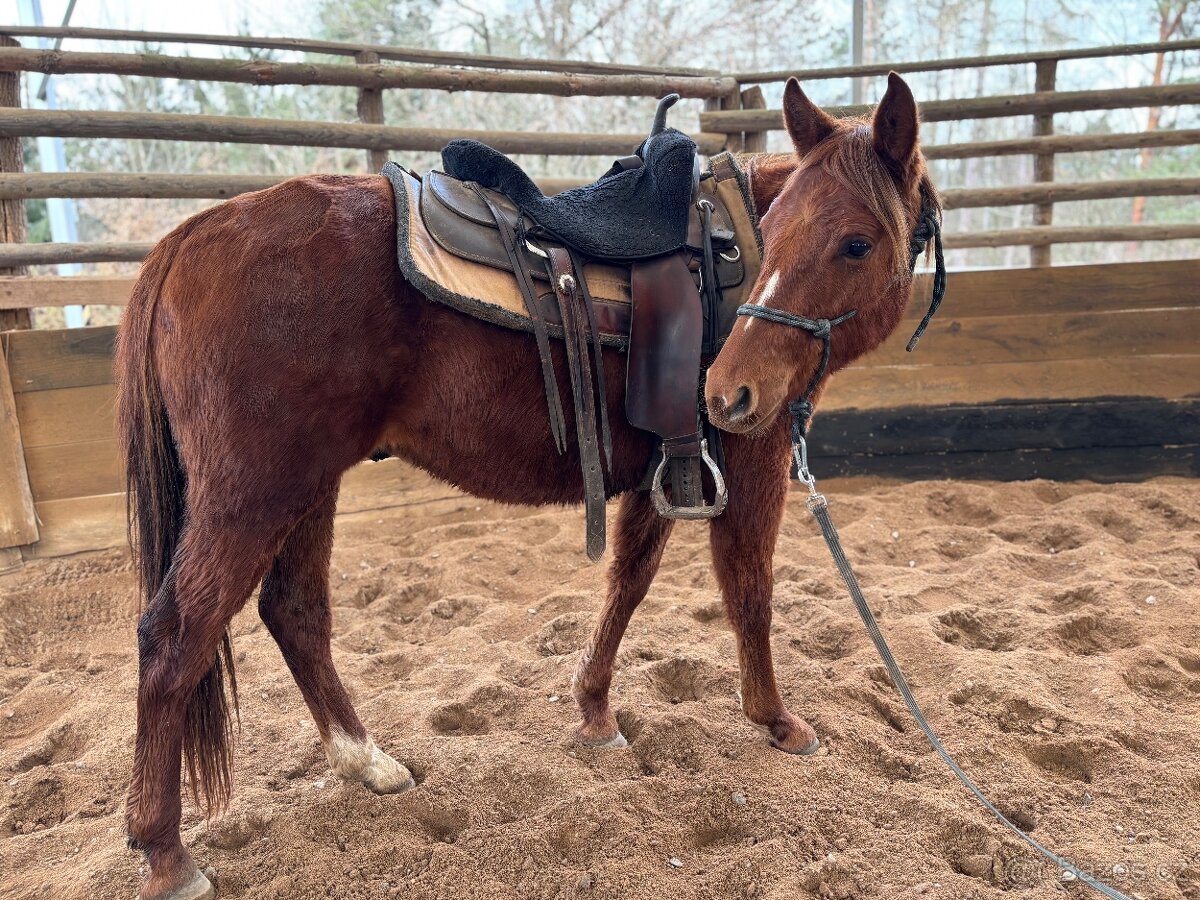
xmin=382 ymin=95 xmax=762 ymax=560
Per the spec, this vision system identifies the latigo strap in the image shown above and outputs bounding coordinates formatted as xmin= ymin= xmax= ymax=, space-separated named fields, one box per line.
xmin=547 ymin=247 xmax=609 ymax=562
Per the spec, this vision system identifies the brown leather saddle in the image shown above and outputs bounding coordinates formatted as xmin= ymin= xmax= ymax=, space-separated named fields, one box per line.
xmin=382 ymin=97 xmax=761 ymax=560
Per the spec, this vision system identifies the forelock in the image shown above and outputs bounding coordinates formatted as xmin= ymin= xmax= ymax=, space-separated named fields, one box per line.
xmin=797 ymin=122 xmax=912 ymax=276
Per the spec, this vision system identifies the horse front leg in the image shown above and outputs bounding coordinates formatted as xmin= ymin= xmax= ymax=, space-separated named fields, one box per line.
xmin=572 ymin=489 xmax=674 ymax=746
xmin=709 ymin=425 xmax=820 ymax=754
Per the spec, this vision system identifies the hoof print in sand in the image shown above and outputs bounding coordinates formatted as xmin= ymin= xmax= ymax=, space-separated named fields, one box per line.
xmin=1050 ymin=613 xmax=1139 ymax=656
xmin=940 ymin=822 xmax=1039 ymax=888
xmin=860 ymin=736 xmax=918 ymax=782
xmin=788 ymin=617 xmax=861 ymax=660
xmin=6 ymin=770 xmax=68 ymax=830
xmin=1022 ymin=740 xmax=1096 ymax=784
xmin=1047 ymin=584 xmax=1101 ymax=613
xmin=1121 ymin=647 xmax=1200 ymax=700
xmin=203 ymin=808 xmax=273 ymax=851
xmin=11 ymin=721 xmax=87 ymax=773
xmin=630 ymin=713 xmax=713 ymax=775
xmin=925 ymin=487 xmax=999 ymax=526
xmin=428 ymin=701 xmax=489 ymax=735
xmin=423 ymin=594 xmax=482 ymax=625
xmin=934 ymin=606 xmax=1016 ymax=651
xmin=645 ymin=656 xmax=720 ymax=704
xmin=534 ymin=612 xmax=589 ymax=657
xmin=409 ymin=801 xmax=466 ymax=844
xmin=1176 ymin=863 xmax=1200 ymax=900
xmin=690 ymin=600 xmax=725 ymax=625
xmin=427 ymin=679 xmax=521 ymax=736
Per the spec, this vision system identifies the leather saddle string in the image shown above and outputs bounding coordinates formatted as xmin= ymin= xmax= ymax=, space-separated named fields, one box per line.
xmin=568 ymin=247 xmax=613 ymax=469
xmin=698 ymin=200 xmax=721 ymax=355
xmin=547 ymin=247 xmax=607 ymax=561
xmin=474 ymin=187 xmax=567 ymax=453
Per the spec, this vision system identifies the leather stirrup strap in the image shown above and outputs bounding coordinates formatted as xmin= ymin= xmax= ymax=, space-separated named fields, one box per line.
xmin=474 ymin=187 xmax=567 ymax=453
xmin=568 ymin=248 xmax=612 ymax=468
xmin=547 ymin=247 xmax=607 ymax=561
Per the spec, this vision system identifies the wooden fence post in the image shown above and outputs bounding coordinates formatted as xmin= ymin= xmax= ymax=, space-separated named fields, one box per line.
xmin=0 ymin=339 xmax=38 ymax=565
xmin=704 ymin=89 xmax=742 ymax=153
xmin=740 ymin=85 xmax=768 ymax=153
xmin=1031 ymin=59 xmax=1057 ymax=267
xmin=355 ymin=51 xmax=388 ymax=173
xmin=0 ymin=35 xmax=30 ymax=331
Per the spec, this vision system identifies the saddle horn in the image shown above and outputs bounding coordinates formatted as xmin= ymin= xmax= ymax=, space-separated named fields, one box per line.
xmin=650 ymin=93 xmax=681 ymax=137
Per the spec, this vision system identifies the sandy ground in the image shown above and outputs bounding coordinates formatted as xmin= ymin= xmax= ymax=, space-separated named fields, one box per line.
xmin=1 ymin=474 xmax=1199 ymax=900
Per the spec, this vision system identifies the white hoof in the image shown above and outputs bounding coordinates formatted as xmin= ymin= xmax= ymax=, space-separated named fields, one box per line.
xmin=325 ymin=727 xmax=415 ymax=794
xmin=160 ymin=870 xmax=215 ymax=900
xmin=362 ymin=745 xmax=416 ymax=794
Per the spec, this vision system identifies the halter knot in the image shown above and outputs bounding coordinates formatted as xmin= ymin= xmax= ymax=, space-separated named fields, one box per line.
xmin=812 ymin=318 xmax=832 ymax=339
xmin=788 ymin=399 xmax=814 ymax=440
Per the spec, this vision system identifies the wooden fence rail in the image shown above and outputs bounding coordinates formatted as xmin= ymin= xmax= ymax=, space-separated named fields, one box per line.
xmin=0 ymin=172 xmax=585 ymax=199
xmin=7 ymin=220 xmax=1200 ymax=267
xmin=734 ymin=36 xmax=1200 ymax=82
xmin=2 ymin=172 xmax=1196 ymax=209
xmin=698 ymin=82 xmax=1200 ymax=132
xmin=0 ymin=46 xmax=738 ymax=98
xmin=921 ymin=129 xmax=1200 ymax=160
xmin=0 ymin=25 xmax=721 ymax=76
xmin=0 ymin=242 xmax=151 ymax=265
xmin=944 ymin=224 xmax=1200 ymax=249
xmin=0 ymin=107 xmax=727 ymax=156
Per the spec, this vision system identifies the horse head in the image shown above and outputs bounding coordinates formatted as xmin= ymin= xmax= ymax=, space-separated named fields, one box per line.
xmin=706 ymin=72 xmax=941 ymax=434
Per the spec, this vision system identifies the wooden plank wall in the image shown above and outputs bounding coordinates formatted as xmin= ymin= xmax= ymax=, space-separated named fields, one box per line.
xmin=816 ymin=258 xmax=1200 ymax=478
xmin=0 ymin=326 xmax=467 ymax=561
xmin=0 ymin=258 xmax=1197 ymax=561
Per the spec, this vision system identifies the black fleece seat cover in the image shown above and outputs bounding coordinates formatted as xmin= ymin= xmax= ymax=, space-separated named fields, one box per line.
xmin=440 ymin=128 xmax=699 ymax=261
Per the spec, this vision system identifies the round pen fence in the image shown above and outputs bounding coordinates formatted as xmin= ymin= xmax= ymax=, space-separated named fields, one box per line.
xmin=0 ymin=27 xmax=1196 ymax=565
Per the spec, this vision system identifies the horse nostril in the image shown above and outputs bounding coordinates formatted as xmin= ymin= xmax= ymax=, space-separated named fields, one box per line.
xmin=728 ymin=385 xmax=753 ymax=420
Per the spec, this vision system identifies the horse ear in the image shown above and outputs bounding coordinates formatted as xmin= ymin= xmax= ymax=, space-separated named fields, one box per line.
xmin=782 ymin=77 xmax=837 ymax=157
xmin=873 ymin=72 xmax=920 ymax=175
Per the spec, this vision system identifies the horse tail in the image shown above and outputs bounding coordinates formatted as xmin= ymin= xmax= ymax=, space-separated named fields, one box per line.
xmin=116 ymin=231 xmax=238 ymax=814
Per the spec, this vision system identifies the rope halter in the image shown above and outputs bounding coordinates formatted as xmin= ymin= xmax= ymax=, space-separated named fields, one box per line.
xmin=732 ymin=201 xmax=947 ymax=485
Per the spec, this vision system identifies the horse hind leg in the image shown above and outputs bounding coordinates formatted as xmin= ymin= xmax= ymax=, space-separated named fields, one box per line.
xmin=128 ymin=520 xmax=286 ymax=900
xmin=259 ymin=488 xmax=414 ymax=794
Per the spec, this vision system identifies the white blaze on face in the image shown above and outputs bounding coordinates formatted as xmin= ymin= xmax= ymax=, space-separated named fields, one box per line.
xmin=744 ymin=270 xmax=780 ymax=332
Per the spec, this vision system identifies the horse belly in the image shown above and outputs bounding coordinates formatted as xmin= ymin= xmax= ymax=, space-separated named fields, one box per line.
xmin=381 ymin=300 xmax=656 ymax=507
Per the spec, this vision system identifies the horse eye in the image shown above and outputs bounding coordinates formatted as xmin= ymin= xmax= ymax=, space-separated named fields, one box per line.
xmin=841 ymin=238 xmax=873 ymax=259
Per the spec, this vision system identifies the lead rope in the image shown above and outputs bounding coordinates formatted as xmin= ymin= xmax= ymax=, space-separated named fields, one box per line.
xmin=790 ymin=415 xmax=1131 ymax=900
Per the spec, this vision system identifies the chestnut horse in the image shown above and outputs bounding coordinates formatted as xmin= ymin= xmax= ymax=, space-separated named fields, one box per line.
xmin=117 ymin=74 xmax=938 ymax=900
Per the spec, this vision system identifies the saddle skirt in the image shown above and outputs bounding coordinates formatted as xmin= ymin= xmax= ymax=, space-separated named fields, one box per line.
xmin=383 ymin=153 xmax=762 ymax=349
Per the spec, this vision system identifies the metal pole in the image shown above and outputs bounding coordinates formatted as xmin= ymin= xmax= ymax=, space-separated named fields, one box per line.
xmin=851 ymin=0 xmax=865 ymax=104
xmin=18 ymin=0 xmax=84 ymax=328
xmin=35 ymin=0 xmax=76 ymax=102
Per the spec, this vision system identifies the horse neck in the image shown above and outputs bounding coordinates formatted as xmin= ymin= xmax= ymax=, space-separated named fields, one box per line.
xmin=743 ymin=154 xmax=799 ymax=216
